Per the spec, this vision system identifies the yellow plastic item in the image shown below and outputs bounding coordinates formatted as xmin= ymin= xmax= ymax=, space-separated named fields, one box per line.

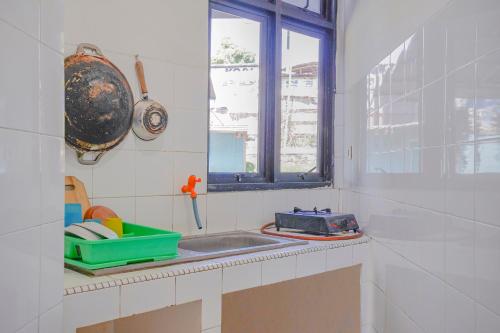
xmin=103 ymin=217 xmax=124 ymax=238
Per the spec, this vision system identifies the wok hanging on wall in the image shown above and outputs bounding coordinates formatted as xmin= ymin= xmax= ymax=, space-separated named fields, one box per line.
xmin=65 ymin=43 xmax=134 ymax=165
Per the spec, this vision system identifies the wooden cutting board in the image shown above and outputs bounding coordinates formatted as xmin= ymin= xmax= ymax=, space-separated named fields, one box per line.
xmin=65 ymin=176 xmax=91 ymax=217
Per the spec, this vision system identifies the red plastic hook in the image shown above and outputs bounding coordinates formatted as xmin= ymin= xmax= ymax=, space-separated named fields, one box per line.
xmin=181 ymin=175 xmax=201 ymax=199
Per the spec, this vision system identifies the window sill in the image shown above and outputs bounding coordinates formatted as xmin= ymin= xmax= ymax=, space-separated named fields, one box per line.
xmin=207 ymin=180 xmax=332 ymax=192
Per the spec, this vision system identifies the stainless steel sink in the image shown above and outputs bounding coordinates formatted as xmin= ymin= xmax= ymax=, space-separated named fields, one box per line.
xmin=177 ymin=231 xmax=308 ymax=260
xmin=69 ymin=231 xmax=307 ymax=276
xmin=178 ymin=233 xmax=281 ymax=253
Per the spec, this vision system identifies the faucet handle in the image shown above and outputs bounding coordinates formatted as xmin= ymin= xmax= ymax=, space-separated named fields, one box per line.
xmin=181 ymin=175 xmax=202 ymax=199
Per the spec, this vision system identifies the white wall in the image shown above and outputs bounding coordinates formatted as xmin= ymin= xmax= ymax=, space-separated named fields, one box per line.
xmin=338 ymin=0 xmax=500 ymax=331
xmin=64 ymin=0 xmax=339 ymax=237
xmin=0 ymin=0 xmax=65 ymax=332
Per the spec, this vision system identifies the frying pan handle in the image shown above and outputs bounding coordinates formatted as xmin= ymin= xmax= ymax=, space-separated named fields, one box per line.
xmin=135 ymin=55 xmax=148 ymax=98
xmin=76 ymin=151 xmax=105 ymax=165
xmin=76 ymin=43 xmax=104 ymax=56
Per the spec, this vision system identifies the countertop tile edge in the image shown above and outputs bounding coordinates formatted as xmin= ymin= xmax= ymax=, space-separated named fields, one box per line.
xmin=64 ymin=236 xmax=370 ymax=296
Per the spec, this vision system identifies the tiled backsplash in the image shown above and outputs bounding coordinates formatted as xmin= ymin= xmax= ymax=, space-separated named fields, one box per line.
xmin=339 ymin=0 xmax=500 ymax=331
xmin=0 ymin=0 xmax=64 ymax=332
xmin=64 ymin=0 xmax=339 ymax=238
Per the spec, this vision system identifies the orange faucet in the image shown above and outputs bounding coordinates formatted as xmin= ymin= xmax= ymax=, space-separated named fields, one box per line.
xmin=181 ymin=175 xmax=201 ymax=199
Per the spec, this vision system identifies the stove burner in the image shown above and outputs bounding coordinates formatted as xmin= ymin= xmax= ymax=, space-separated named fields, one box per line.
xmin=293 ymin=207 xmax=331 ymax=215
xmin=275 ymin=208 xmax=359 ymax=236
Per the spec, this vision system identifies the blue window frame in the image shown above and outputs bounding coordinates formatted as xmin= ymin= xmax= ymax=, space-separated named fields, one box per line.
xmin=208 ymin=0 xmax=336 ymax=191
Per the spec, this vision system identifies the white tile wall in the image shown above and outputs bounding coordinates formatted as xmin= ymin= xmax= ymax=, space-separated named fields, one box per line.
xmin=64 ymin=0 xmax=340 ymax=240
xmin=340 ymin=0 xmax=500 ymax=331
xmin=120 ymin=277 xmax=175 ymax=317
xmin=0 ymin=1 xmax=64 ymax=332
xmin=175 ymin=269 xmax=222 ymax=330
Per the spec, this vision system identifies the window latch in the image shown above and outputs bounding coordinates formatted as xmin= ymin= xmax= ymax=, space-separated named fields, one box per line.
xmin=235 ymin=174 xmax=242 ymax=183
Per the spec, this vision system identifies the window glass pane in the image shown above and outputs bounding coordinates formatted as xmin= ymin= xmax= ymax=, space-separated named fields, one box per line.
xmin=280 ymin=29 xmax=320 ymax=173
xmin=209 ymin=10 xmax=261 ymax=173
xmin=283 ymin=0 xmax=321 ymax=14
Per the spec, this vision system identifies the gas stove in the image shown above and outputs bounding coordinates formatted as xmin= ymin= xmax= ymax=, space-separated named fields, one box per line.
xmin=275 ymin=207 xmax=359 ymax=236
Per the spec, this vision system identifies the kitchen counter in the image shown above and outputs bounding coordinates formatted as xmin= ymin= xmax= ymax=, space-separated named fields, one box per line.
xmin=63 ymin=235 xmax=370 ymax=333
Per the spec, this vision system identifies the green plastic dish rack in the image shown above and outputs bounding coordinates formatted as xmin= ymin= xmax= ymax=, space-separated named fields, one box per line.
xmin=64 ymin=222 xmax=182 ymax=270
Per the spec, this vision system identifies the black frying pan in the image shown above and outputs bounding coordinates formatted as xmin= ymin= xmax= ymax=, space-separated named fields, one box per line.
xmin=65 ymin=43 xmax=134 ymax=165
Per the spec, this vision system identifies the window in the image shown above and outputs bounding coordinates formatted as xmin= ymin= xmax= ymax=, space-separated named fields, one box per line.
xmin=209 ymin=0 xmax=335 ymax=191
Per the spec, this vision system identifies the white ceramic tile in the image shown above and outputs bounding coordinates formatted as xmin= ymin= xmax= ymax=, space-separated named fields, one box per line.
xmin=120 ymin=277 xmax=175 ymax=317
xmin=39 ymin=45 xmax=64 ymax=137
xmin=353 ymin=242 xmax=371 ymax=282
xmin=135 ymin=196 xmax=173 ymax=230
xmin=335 ymin=93 xmax=345 ymax=126
xmin=476 ymin=0 xmax=500 ymax=58
xmin=334 ymin=157 xmax=344 ymax=188
xmin=0 ymin=129 xmax=41 ymax=235
xmin=445 ymin=216 xmax=475 ymax=298
xmin=173 ymin=152 xmax=207 ymax=195
xmin=261 ymin=255 xmax=296 ymax=286
xmin=92 ymin=150 xmax=135 ymax=198
xmin=173 ymin=65 xmax=208 ymax=111
xmin=307 ymin=188 xmax=335 ymax=210
xmin=0 ymin=0 xmax=39 ymax=38
xmin=296 ymin=250 xmax=326 ymax=278
xmin=476 ymin=50 xmax=500 ymax=141
xmin=173 ymin=109 xmax=208 ymax=153
xmin=134 ymin=126 xmax=174 ymax=153
xmin=40 ymin=0 xmax=64 ymax=52
xmin=223 ymin=262 xmax=262 ymax=293
xmin=475 ymin=140 xmax=500 ymax=228
xmin=64 ymin=0 xmax=208 ymax=67
xmin=65 ymin=146 xmax=92 ymax=193
xmin=63 ymin=268 xmax=113 ymax=291
xmin=260 ymin=190 xmax=288 ymax=224
xmin=445 ymin=60 xmax=475 ymax=146
xmin=422 ymin=79 xmax=445 ymax=148
xmin=15 ymin=320 xmax=38 ymax=333
xmin=0 ymin=20 xmax=39 ymax=132
xmin=0 ymin=228 xmax=40 ymax=333
xmin=390 ymin=42 xmax=406 ymax=100
xmin=236 ymin=191 xmax=263 ymax=231
xmin=361 ymin=325 xmax=377 ymax=333
xmin=372 ymin=284 xmax=386 ymax=333
xmin=40 ymin=136 xmax=64 ymax=224
xmin=39 ymin=303 xmax=63 ymax=333
xmin=445 ymin=286 xmax=475 ymax=333
xmin=385 ymin=300 xmax=422 ymax=333
xmin=475 ymin=222 xmax=500 ymax=316
xmin=335 ymin=125 xmax=344 ymax=158
xmin=172 ymin=195 xmax=207 ymax=236
xmin=92 ymin=197 xmax=135 ymax=223
xmin=418 ymin=147 xmax=445 ymax=212
xmin=378 ymin=55 xmax=391 ymax=107
xmin=404 ymin=30 xmax=423 ymax=93
xmin=326 ymin=245 xmax=353 ymax=271
xmin=135 ymin=57 xmax=175 ymax=109
xmin=444 ymin=0 xmax=477 ymax=73
xmin=423 ymin=11 xmax=446 ymax=84
xmin=202 ymin=326 xmax=221 ymax=333
xmin=63 ymin=287 xmax=120 ymax=332
xmin=176 ymin=269 xmax=222 ymax=329
xmin=206 ymin=193 xmax=238 ymax=233
xmin=385 ymin=252 xmax=420 ymax=321
xmin=135 ymin=151 xmax=174 ymax=196
xmin=476 ymin=303 xmax=500 ymax=333
xmin=286 ymin=189 xmax=315 ymax=210
xmin=445 ymin=143 xmax=475 ymax=219
xmin=39 ymin=221 xmax=64 ymax=314
xmin=360 ymin=282 xmax=371 ymax=326
xmin=414 ymin=270 xmax=446 ymax=333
